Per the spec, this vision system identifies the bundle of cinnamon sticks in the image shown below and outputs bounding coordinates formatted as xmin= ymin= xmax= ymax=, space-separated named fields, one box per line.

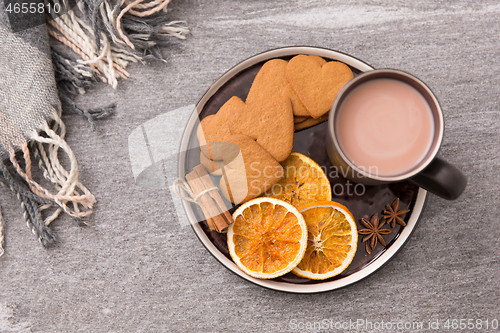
xmin=184 ymin=165 xmax=233 ymax=232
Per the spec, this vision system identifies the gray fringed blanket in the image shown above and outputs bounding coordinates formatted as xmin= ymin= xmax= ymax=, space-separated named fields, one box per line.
xmin=0 ymin=0 xmax=188 ymax=254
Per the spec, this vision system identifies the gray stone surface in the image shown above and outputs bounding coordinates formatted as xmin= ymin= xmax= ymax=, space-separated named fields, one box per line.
xmin=1 ymin=1 xmax=499 ymax=332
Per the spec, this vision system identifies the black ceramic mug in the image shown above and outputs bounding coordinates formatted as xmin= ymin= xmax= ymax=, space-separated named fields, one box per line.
xmin=326 ymin=69 xmax=467 ymax=200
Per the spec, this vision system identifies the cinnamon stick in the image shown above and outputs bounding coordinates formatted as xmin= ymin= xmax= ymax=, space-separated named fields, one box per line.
xmin=184 ymin=165 xmax=233 ymax=233
xmin=185 ymin=170 xmax=216 ymax=231
xmin=193 ymin=165 xmax=233 ymax=231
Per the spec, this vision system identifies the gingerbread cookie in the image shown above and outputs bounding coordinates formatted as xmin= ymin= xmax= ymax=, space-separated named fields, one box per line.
xmin=218 ymin=134 xmax=283 ymax=204
xmin=228 ymin=97 xmax=294 ymax=162
xmin=287 ymin=55 xmax=353 ymax=119
xmin=246 ymin=59 xmax=289 ymax=103
xmin=199 ymin=96 xmax=245 ymax=159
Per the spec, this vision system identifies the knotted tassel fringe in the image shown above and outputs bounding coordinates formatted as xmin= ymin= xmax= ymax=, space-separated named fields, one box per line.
xmin=0 ymin=112 xmax=95 ymax=249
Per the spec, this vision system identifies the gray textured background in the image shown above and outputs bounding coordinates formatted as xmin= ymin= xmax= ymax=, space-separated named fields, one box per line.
xmin=1 ymin=1 xmax=499 ymax=332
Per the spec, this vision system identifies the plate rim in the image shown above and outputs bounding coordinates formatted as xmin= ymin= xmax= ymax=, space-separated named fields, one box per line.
xmin=178 ymin=46 xmax=428 ymax=293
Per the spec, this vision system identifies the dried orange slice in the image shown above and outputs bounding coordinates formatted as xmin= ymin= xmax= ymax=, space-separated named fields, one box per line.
xmin=293 ymin=201 xmax=357 ymax=280
xmin=263 ymin=152 xmax=331 ymax=209
xmin=227 ymin=197 xmax=308 ymax=279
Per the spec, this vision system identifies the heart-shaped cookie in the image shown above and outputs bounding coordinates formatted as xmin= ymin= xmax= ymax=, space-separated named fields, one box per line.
xmin=218 ymin=134 xmax=283 ymax=204
xmin=283 ymin=55 xmax=327 ymax=117
xmin=199 ymin=96 xmax=245 ymax=159
xmin=246 ymin=59 xmax=289 ymax=103
xmin=228 ymin=97 xmax=294 ymax=162
xmin=287 ymin=55 xmax=353 ymax=119
xmin=247 ymin=57 xmax=326 ymax=118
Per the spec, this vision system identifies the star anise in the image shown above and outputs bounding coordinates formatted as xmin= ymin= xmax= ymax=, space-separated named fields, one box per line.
xmin=382 ymin=198 xmax=411 ymax=228
xmin=359 ymin=213 xmax=391 ymax=254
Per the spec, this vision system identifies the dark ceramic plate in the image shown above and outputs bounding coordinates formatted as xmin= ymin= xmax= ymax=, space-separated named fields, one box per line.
xmin=178 ymin=47 xmax=427 ymax=293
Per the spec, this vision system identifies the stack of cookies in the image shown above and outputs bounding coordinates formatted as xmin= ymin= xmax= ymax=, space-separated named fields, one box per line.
xmin=197 ymin=54 xmax=353 ymax=205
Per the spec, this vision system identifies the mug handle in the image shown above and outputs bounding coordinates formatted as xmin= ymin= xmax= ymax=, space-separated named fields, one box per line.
xmin=409 ymin=157 xmax=467 ymax=200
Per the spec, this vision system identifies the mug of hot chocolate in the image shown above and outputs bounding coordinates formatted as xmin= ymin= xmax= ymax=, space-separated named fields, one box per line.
xmin=326 ymin=69 xmax=467 ymax=200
